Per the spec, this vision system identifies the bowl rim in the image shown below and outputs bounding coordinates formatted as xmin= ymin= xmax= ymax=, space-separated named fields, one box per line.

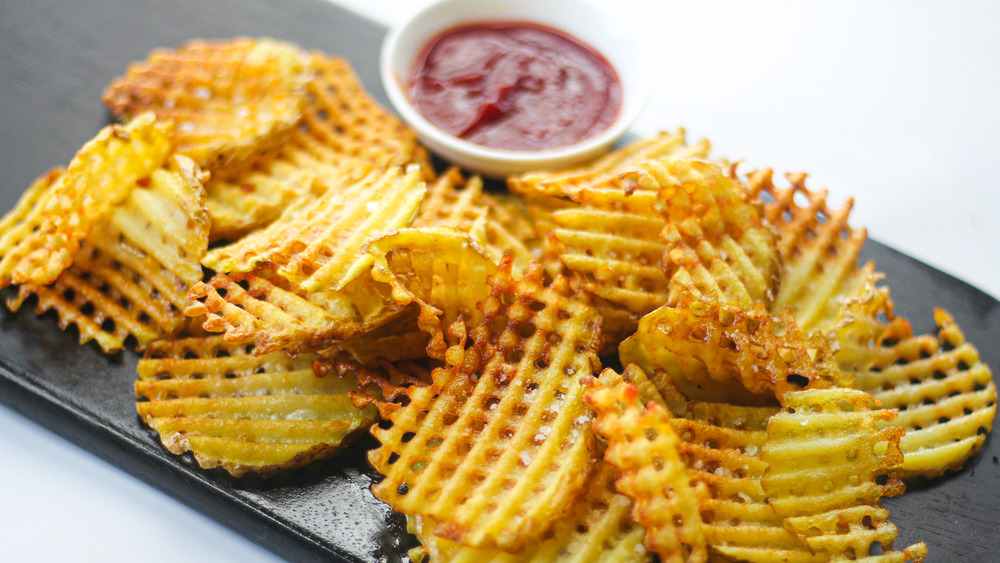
xmin=379 ymin=0 xmax=650 ymax=171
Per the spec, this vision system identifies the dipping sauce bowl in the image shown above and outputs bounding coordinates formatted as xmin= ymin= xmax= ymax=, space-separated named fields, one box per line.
xmin=380 ymin=0 xmax=649 ymax=177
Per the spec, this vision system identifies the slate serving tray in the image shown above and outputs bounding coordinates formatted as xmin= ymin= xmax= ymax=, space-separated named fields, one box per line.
xmin=1 ymin=0 xmax=997 ymax=561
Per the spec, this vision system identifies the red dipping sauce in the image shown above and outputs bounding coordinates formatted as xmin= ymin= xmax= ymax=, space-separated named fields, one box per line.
xmin=408 ymin=22 xmax=622 ymax=151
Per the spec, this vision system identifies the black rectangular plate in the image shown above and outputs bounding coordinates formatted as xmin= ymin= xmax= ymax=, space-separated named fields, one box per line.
xmin=1 ymin=0 xmax=997 ymax=560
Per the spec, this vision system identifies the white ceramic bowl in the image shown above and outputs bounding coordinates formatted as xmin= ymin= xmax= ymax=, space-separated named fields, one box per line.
xmin=380 ymin=0 xmax=649 ymax=178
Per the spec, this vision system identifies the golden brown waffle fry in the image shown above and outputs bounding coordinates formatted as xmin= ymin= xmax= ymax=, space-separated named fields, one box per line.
xmin=8 ymin=155 xmax=210 ymax=353
xmin=0 ymin=166 xmax=64 ymax=252
xmin=830 ymin=277 xmax=997 ymax=478
xmin=107 ymin=155 xmax=210 ymax=286
xmin=414 ymin=169 xmax=540 ymax=276
xmin=647 ymin=358 xmax=780 ymax=427
xmin=847 ymin=309 xmax=996 ymax=479
xmin=295 ymin=55 xmax=429 ymax=171
xmin=620 ymin=296 xmax=844 ymax=406
xmin=203 ymin=164 xmax=426 ymax=293
xmin=205 ymin=55 xmax=430 ymax=240
xmin=552 ymin=188 xmax=669 ymax=316
xmin=0 ymin=114 xmax=172 ymax=287
xmin=762 ymin=387 xmax=905 ymax=512
xmin=583 ymin=371 xmax=708 ymax=562
xmin=750 ymin=168 xmax=873 ymax=334
xmin=525 ymin=186 xmax=646 ymax=351
xmin=637 ymin=158 xmax=780 ymax=309
xmin=0 ymin=167 xmax=68 ymax=286
xmin=103 ymin=37 xmax=311 ymax=174
xmin=508 ymin=129 xmax=710 ymax=198
xmin=410 ymin=461 xmax=649 ymax=563
xmin=185 ymin=268 xmax=400 ymax=356
xmin=366 ymin=227 xmax=499 ymax=360
xmin=368 ymin=261 xmax=603 ymax=550
xmin=760 ymin=388 xmax=926 ymax=561
xmin=135 ymin=335 xmax=375 ymax=478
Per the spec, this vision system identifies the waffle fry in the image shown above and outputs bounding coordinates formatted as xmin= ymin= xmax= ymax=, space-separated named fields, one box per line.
xmin=0 ymin=114 xmax=172 ymax=287
xmin=205 ymin=55 xmax=430 ymax=240
xmin=409 ymin=461 xmax=649 ymax=562
xmin=414 ymin=169 xmax=541 ymax=276
xmin=620 ymin=296 xmax=845 ymax=406
xmin=189 ymin=165 xmax=427 ymax=353
xmin=846 ymin=308 xmax=997 ymax=479
xmin=551 ymin=188 xmax=668 ymax=315
xmin=762 ymin=387 xmax=905 ymax=513
xmin=584 ymin=372 xmax=708 ymax=562
xmin=637 ymin=158 xmax=781 ymax=309
xmin=366 ymin=227 xmax=499 ymax=360
xmin=750 ymin=169 xmax=873 ymax=334
xmin=829 ymin=275 xmax=997 ymax=478
xmin=185 ymin=268 xmax=400 ymax=355
xmin=508 ymin=129 xmax=710 ymax=198
xmin=760 ymin=388 xmax=926 ymax=561
xmin=203 ymin=164 xmax=426 ymax=293
xmin=103 ymin=37 xmax=311 ymax=175
xmin=0 ymin=167 xmax=64 ymax=270
xmin=367 ymin=261 xmax=603 ymax=550
xmin=8 ymin=154 xmax=209 ymax=352
xmin=135 ymin=335 xmax=375 ymax=477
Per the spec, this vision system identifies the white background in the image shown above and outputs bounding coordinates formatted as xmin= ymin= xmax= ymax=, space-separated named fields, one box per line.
xmin=2 ymin=1 xmax=998 ymax=561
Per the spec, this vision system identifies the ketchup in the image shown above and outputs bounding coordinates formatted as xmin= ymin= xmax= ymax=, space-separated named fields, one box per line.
xmin=408 ymin=22 xmax=622 ymax=151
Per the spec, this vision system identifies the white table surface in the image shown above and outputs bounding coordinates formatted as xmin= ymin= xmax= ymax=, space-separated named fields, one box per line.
xmin=2 ymin=1 xmax=998 ymax=561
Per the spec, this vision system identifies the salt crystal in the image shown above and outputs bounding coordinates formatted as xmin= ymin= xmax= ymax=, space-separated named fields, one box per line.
xmin=366 ymin=201 xmax=379 ymax=213
xmin=520 ymin=452 xmax=532 ymax=466
xmin=194 ymin=87 xmax=211 ymax=99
